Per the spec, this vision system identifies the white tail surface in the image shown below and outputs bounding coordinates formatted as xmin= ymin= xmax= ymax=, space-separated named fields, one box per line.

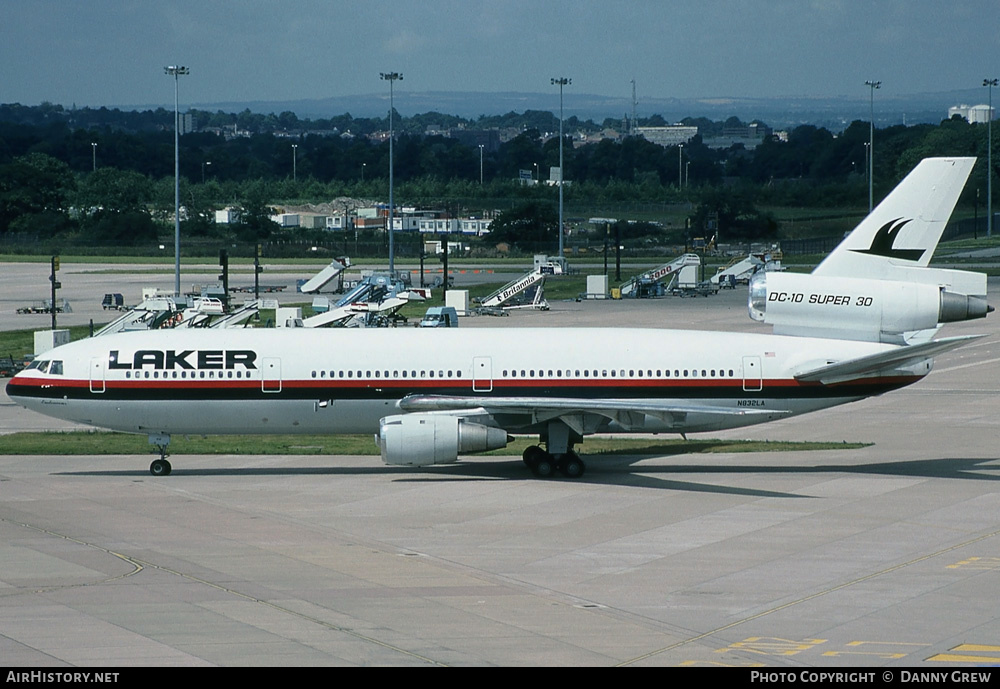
xmin=813 ymin=157 xmax=976 ymax=280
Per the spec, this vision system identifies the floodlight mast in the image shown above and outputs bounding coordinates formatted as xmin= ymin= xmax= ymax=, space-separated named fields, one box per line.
xmin=165 ymin=65 xmax=189 ymax=297
xmin=865 ymin=80 xmax=881 ymax=213
xmin=985 ymin=78 xmax=998 ymax=238
xmin=551 ymin=77 xmax=571 ymax=259
xmin=380 ymin=72 xmax=402 ymax=274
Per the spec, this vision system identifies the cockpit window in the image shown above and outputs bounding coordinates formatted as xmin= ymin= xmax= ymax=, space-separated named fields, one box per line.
xmin=23 ymin=360 xmax=63 ymax=375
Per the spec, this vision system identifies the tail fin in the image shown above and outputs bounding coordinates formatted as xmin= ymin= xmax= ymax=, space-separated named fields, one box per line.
xmin=813 ymin=157 xmax=976 ymax=280
xmin=749 ymin=157 xmax=990 ymax=344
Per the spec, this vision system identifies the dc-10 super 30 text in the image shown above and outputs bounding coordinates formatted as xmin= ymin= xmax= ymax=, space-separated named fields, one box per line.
xmin=7 ymin=158 xmax=992 ymax=478
xmin=767 ymin=292 xmax=874 ymax=307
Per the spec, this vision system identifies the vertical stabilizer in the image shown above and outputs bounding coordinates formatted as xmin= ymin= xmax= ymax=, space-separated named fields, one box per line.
xmin=749 ymin=157 xmax=990 ymax=344
xmin=813 ymin=157 xmax=975 ymax=279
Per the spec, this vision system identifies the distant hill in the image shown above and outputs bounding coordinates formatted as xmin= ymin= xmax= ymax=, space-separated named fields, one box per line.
xmin=125 ymin=88 xmax=992 ymax=130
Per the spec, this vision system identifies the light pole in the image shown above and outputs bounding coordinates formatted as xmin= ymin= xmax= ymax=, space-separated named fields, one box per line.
xmin=91 ymin=142 xmax=96 ymax=171
xmin=678 ymin=143 xmax=684 ymax=190
xmin=291 ymin=144 xmax=298 ymax=182
xmin=864 ymin=141 xmax=870 ymax=191
xmin=479 ymin=144 xmax=484 ymax=185
xmin=551 ymin=77 xmax=570 ymax=259
xmin=985 ymin=78 xmax=997 ymax=238
xmin=165 ymin=65 xmax=189 ymax=297
xmin=201 ymin=160 xmax=211 ymax=184
xmin=865 ymin=79 xmax=881 ymax=213
xmin=380 ymin=71 xmax=402 ymax=274
xmin=361 ymin=162 xmax=366 ymax=183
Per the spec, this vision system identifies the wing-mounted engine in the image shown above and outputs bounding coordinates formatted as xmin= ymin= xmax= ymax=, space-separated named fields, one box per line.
xmin=378 ymin=413 xmax=509 ymax=466
xmin=749 ymin=271 xmax=991 ymax=343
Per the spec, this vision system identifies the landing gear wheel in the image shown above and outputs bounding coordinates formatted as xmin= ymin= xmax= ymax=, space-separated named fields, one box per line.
xmin=150 ymin=458 xmax=172 ymax=476
xmin=557 ymin=453 xmax=585 ymax=479
xmin=530 ymin=455 xmax=555 ymax=478
xmin=522 ymin=445 xmax=546 ymax=466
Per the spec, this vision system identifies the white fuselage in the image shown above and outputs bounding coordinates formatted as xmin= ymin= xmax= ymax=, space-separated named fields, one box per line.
xmin=6 ymin=326 xmax=924 ymax=438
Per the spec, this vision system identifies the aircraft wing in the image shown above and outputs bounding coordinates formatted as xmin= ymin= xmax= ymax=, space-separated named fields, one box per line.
xmin=794 ymin=335 xmax=984 ymax=385
xmin=398 ymin=394 xmax=786 ymax=434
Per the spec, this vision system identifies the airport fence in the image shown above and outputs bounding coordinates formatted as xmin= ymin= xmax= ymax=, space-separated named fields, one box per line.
xmin=1 ymin=214 xmax=989 ymax=262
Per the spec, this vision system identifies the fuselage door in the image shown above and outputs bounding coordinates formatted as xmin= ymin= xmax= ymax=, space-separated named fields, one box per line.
xmin=742 ymin=356 xmax=762 ymax=392
xmin=262 ymin=357 xmax=282 ymax=393
xmin=89 ymin=357 xmax=106 ymax=393
xmin=472 ymin=356 xmax=493 ymax=392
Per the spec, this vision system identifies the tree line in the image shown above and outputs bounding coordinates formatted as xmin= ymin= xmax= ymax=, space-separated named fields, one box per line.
xmin=1 ymin=102 xmax=996 ymax=249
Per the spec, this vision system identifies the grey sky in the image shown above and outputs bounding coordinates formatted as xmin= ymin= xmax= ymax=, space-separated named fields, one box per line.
xmin=4 ymin=0 xmax=998 ymax=110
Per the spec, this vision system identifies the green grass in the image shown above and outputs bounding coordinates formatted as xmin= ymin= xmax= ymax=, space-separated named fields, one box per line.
xmin=0 ymin=324 xmax=99 ymax=362
xmin=0 ymin=431 xmax=869 ymax=456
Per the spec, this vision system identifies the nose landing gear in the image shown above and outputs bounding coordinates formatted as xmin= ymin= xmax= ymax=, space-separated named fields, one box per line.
xmin=148 ymin=433 xmax=172 ymax=476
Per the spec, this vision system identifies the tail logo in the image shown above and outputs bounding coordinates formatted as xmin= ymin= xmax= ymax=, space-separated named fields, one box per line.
xmin=850 ymin=218 xmax=925 ymax=261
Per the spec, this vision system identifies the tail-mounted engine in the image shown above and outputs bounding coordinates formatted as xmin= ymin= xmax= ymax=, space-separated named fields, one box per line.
xmin=749 ymin=271 xmax=991 ymax=343
xmin=378 ymin=413 xmax=509 ymax=466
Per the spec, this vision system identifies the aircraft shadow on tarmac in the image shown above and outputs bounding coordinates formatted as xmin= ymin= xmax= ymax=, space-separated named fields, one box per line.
xmin=52 ymin=454 xmax=1000 ymax=499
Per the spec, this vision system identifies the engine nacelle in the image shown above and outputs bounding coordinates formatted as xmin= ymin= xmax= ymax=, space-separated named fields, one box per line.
xmin=749 ymin=272 xmax=990 ymax=342
xmin=378 ymin=413 xmax=509 ymax=467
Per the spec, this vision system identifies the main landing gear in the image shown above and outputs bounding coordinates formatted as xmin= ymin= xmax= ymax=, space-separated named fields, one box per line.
xmin=148 ymin=433 xmax=172 ymax=476
xmin=521 ymin=420 xmax=586 ymax=479
xmin=522 ymin=445 xmax=585 ymax=478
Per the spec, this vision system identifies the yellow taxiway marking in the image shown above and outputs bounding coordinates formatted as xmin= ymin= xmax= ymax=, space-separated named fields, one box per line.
xmin=620 ymin=527 xmax=1000 ymax=666
xmin=928 ymin=644 xmax=1000 ymax=663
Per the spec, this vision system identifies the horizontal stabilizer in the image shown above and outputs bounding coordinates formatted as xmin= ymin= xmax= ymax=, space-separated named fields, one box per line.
xmin=794 ymin=335 xmax=983 ymax=385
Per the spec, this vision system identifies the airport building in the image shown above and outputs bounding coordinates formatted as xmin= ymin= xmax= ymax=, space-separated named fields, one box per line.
xmin=324 ymin=207 xmax=492 ymax=235
xmin=636 ymin=125 xmax=698 ymax=147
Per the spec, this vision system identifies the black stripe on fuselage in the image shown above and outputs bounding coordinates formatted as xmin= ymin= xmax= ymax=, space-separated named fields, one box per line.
xmin=6 ymin=377 xmax=920 ymax=402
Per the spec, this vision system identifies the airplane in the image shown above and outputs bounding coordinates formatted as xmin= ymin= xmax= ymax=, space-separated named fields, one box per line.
xmin=6 ymin=157 xmax=992 ymax=479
